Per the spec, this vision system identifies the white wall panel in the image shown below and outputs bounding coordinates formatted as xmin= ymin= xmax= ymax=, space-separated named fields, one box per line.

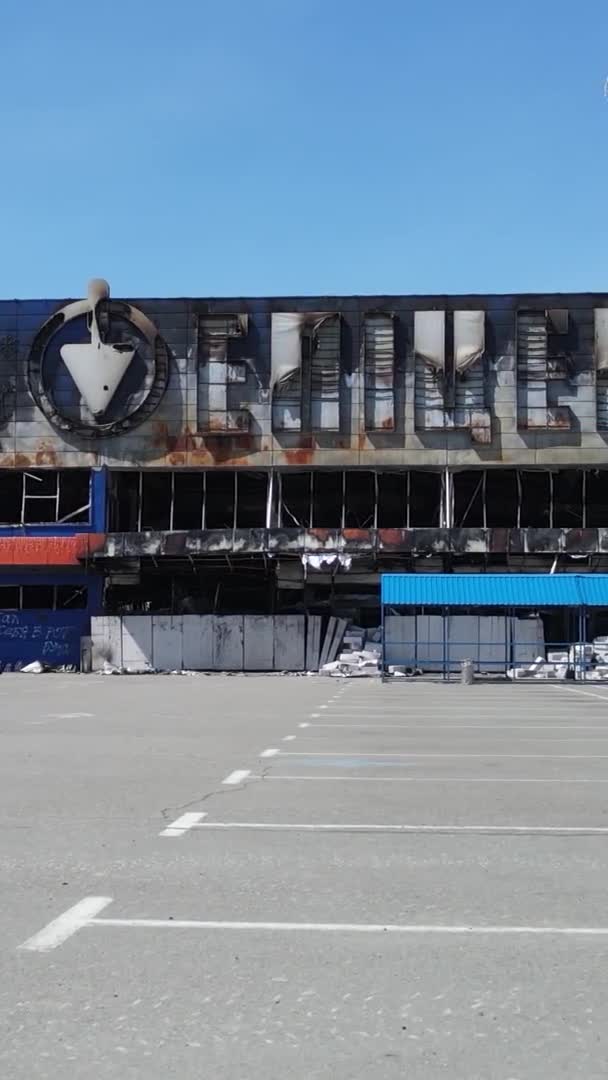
xmin=213 ymin=615 xmax=244 ymax=670
xmin=274 ymin=615 xmax=305 ymax=670
xmin=244 ymin=615 xmax=274 ymax=670
xmin=152 ymin=615 xmax=183 ymax=670
xmin=122 ymin=616 xmax=153 ymax=669
xmin=182 ymin=615 xmax=213 ymax=670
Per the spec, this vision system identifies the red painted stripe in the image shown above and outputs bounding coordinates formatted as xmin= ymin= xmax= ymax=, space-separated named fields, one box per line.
xmin=0 ymin=535 xmax=106 ymax=566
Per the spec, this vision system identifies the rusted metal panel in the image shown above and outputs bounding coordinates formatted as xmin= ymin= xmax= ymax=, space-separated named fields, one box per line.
xmin=267 ymin=529 xmax=306 ymax=553
xmin=341 ymin=529 xmax=374 ymax=551
xmin=378 ymin=529 xmax=414 ymax=552
xmin=450 ymin=528 xmax=489 ymax=553
xmin=304 ymin=529 xmax=345 ymax=552
xmin=408 ymin=529 xmax=451 ymax=554
xmin=92 ymin=526 xmax=608 ymax=561
xmin=563 ymin=528 xmax=599 ymax=554
xmin=506 ymin=529 xmax=525 ymax=554
xmin=523 ymin=529 xmax=564 ymax=553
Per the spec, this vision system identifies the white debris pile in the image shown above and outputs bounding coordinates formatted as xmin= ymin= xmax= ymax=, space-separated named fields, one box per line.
xmin=507 ymin=639 xmax=608 ymax=681
xmin=320 ymin=624 xmax=382 ymax=677
xmin=507 ymin=655 xmax=568 ymax=681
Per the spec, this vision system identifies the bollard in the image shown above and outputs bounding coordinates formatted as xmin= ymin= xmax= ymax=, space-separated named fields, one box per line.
xmin=460 ymin=659 xmax=474 ymax=685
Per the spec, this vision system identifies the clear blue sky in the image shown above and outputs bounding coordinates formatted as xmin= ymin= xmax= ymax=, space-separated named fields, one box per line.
xmin=1 ymin=0 xmax=607 ymax=298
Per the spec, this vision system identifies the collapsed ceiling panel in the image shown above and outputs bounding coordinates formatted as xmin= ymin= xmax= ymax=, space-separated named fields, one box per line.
xmin=454 ymin=311 xmax=484 ymax=373
xmin=595 ymin=309 xmax=608 ymax=372
xmin=414 ymin=310 xmax=445 ymax=372
xmin=271 ymin=312 xmax=334 ymax=388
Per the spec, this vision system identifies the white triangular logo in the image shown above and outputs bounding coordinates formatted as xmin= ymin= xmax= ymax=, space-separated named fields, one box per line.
xmin=60 ymin=340 xmax=134 ymax=418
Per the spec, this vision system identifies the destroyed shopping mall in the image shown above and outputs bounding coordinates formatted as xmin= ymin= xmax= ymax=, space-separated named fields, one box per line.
xmin=2 ymin=281 xmax=608 ymax=673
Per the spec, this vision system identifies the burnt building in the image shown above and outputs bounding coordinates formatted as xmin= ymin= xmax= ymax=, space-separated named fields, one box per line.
xmin=1 ymin=279 xmax=608 ymax=667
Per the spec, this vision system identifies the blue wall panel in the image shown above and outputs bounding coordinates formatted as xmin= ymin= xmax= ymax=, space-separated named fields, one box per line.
xmin=0 ymin=610 xmax=89 ymax=670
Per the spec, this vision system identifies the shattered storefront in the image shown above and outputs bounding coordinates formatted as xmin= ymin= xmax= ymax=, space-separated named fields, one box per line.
xmin=2 ymin=280 xmax=608 ymax=668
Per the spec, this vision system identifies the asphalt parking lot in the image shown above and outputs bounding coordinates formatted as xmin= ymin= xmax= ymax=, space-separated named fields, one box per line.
xmin=3 ymin=673 xmax=608 ymax=1078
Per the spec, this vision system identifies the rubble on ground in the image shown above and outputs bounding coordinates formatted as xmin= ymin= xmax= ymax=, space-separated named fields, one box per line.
xmin=17 ymin=661 xmax=78 ymax=674
xmin=319 ymin=624 xmax=395 ymax=677
xmin=319 ymin=624 xmax=381 ymax=676
xmin=507 ymin=639 xmax=608 ymax=680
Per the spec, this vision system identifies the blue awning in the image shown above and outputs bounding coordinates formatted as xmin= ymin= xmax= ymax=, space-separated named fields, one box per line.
xmin=381 ymin=574 xmax=608 ymax=608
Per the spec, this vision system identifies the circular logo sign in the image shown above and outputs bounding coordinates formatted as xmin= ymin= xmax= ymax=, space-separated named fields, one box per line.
xmin=27 ymin=278 xmax=170 ymax=438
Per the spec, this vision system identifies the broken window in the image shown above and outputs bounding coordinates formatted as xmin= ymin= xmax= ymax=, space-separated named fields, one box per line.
xmin=0 ymin=585 xmax=19 ymax=608
xmin=312 ymin=472 xmax=343 ymax=527
xmin=519 ymin=471 xmax=550 ymax=528
xmin=485 ymin=470 xmax=518 ymax=528
xmin=141 ymin=473 xmax=172 ymax=531
xmin=409 ymin=472 xmax=441 ymax=527
xmin=552 ymin=471 xmax=583 ymax=528
xmin=364 ymin=314 xmax=395 ymax=431
xmin=198 ymin=314 xmax=250 ymax=433
xmin=111 ymin=470 xmax=269 ymax=531
xmin=0 ymin=584 xmax=88 ymax=610
xmin=450 ymin=469 xmax=586 ymax=529
xmin=173 ymin=473 xmax=205 ymax=530
xmin=22 ymin=585 xmax=56 ymax=609
xmin=56 ymin=586 xmax=87 ymax=609
xmin=344 ymin=472 xmax=375 ymax=528
xmin=376 ymin=473 xmax=407 ymax=528
xmin=235 ymin=473 xmax=268 ymax=528
xmin=280 ymin=472 xmax=312 ymax=528
xmin=109 ymin=471 xmax=139 ymax=531
xmin=271 ymin=313 xmax=341 ymax=432
xmin=0 ymin=470 xmax=90 ymax=526
xmin=204 ymin=472 xmax=235 ymax=530
xmin=453 ymin=472 xmax=485 ymax=528
xmin=586 ymin=471 xmax=608 ymax=527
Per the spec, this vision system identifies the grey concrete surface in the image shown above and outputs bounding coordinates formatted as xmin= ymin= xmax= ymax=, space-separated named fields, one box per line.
xmin=2 ymin=674 xmax=608 ymax=1078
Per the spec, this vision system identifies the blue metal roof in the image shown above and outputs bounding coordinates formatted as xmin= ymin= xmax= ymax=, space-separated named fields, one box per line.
xmin=381 ymin=574 xmax=608 ymax=608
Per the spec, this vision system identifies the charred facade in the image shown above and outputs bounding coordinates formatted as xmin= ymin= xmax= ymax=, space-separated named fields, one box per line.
xmin=1 ymin=283 xmax=608 ymax=664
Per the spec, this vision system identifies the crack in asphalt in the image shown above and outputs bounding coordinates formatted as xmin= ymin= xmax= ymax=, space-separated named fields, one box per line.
xmin=160 ymin=765 xmax=271 ymax=820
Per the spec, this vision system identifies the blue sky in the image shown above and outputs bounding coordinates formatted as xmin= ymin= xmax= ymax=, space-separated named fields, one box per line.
xmin=1 ymin=0 xmax=607 ymax=297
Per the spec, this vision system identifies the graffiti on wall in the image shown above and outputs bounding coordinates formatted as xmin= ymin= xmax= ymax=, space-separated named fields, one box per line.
xmin=0 ymin=611 xmax=88 ymax=669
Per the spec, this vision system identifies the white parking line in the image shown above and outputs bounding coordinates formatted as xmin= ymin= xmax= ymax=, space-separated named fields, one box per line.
xmin=264 ymin=775 xmax=608 ymax=784
xmin=187 ymin=821 xmax=608 ymax=836
xmin=550 ymin=686 xmax=608 ymax=703
xmin=18 ymin=897 xmax=608 ymax=950
xmin=18 ymin=896 xmax=112 ymax=952
xmin=222 ymin=770 xmax=251 ymax=785
xmin=269 ymin=751 xmax=608 ymax=759
xmin=159 ymin=812 xmax=207 ymax=837
xmin=45 ymin=713 xmax=94 ymax=719
xmin=299 ymin=723 xmax=608 ymax=732
xmin=282 ymin=735 xmax=296 ymax=742
xmin=90 ymin=921 xmax=608 ymax=936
